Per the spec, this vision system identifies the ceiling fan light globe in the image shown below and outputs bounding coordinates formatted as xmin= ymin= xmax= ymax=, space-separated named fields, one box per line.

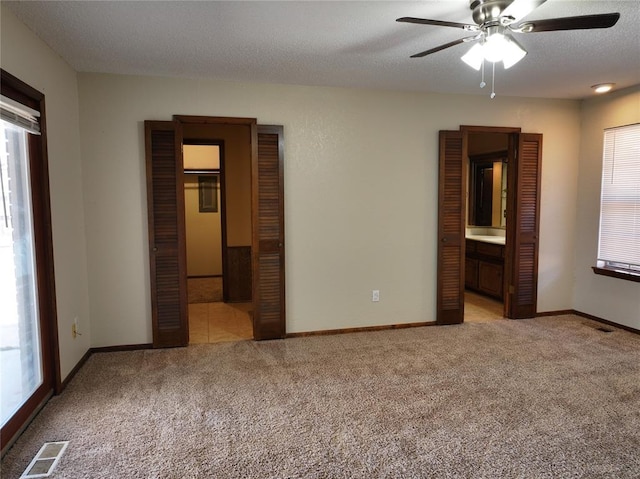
xmin=461 ymin=43 xmax=485 ymax=70
xmin=483 ymin=33 xmax=509 ymax=62
xmin=502 ymin=36 xmax=527 ymax=68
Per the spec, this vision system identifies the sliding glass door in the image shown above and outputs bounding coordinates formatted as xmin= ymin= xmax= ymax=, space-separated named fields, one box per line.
xmin=0 ymin=119 xmax=44 ymax=429
xmin=1 ymin=70 xmax=58 ymax=453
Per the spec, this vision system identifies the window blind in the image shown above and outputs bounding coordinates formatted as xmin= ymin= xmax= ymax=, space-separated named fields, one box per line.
xmin=597 ymin=123 xmax=640 ymax=274
xmin=0 ymin=94 xmax=40 ymax=135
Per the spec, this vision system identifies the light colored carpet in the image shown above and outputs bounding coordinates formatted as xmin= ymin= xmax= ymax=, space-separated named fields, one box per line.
xmin=188 ymin=277 xmax=222 ymax=303
xmin=2 ymin=315 xmax=639 ymax=478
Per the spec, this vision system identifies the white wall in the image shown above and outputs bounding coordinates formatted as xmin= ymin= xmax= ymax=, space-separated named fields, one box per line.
xmin=574 ymin=86 xmax=640 ymax=329
xmin=78 ymin=72 xmax=581 ymax=345
xmin=1 ymin=6 xmax=91 ymax=379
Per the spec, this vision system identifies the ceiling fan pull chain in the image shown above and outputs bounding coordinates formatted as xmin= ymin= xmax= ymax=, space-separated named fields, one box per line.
xmin=490 ymin=62 xmax=496 ymax=99
xmin=480 ymin=60 xmax=486 ymax=88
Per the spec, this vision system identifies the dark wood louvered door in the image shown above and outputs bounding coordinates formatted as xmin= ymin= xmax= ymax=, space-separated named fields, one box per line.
xmin=144 ymin=121 xmax=188 ymax=347
xmin=252 ymin=126 xmax=286 ymax=339
xmin=438 ymin=127 xmax=541 ymax=323
xmin=145 ymin=118 xmax=286 ymax=345
xmin=436 ymin=131 xmax=466 ymax=324
xmin=505 ymin=133 xmax=542 ymax=319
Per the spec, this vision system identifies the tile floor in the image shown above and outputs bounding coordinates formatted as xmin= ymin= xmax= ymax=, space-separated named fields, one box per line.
xmin=188 ymin=302 xmax=253 ymax=344
xmin=464 ymin=290 xmax=504 ymax=322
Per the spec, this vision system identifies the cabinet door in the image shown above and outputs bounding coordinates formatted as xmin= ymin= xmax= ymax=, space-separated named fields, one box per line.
xmin=478 ymin=261 xmax=503 ymax=299
xmin=465 ymin=258 xmax=478 ymax=289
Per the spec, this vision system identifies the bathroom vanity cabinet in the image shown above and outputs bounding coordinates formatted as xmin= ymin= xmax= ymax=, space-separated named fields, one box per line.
xmin=465 ymin=239 xmax=505 ymax=300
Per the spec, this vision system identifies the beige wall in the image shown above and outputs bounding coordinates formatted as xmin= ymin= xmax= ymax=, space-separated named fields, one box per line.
xmin=1 ymin=6 xmax=91 ymax=379
xmin=77 ymin=71 xmax=582 ymax=346
xmin=574 ymin=86 xmax=640 ymax=330
xmin=184 ymin=175 xmax=222 ymax=276
xmin=5 ymin=2 xmax=637 ymax=369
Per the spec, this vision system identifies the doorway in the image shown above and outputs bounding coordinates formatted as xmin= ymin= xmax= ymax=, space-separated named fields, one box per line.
xmin=437 ymin=126 xmax=542 ymax=324
xmin=464 ymin=131 xmax=508 ymax=323
xmin=144 ymin=117 xmax=285 ymax=347
xmin=1 ymin=70 xmax=59 ymax=453
xmin=183 ymin=141 xmax=253 ymax=344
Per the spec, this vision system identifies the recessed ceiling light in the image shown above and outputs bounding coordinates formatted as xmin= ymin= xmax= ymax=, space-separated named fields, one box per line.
xmin=591 ymin=83 xmax=615 ymax=94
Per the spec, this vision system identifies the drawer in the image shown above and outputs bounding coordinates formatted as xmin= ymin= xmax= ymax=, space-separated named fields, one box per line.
xmin=476 ymin=242 xmax=504 ymax=259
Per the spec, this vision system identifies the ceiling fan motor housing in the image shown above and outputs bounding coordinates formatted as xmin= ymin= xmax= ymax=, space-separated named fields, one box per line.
xmin=470 ymin=0 xmax=514 ymax=25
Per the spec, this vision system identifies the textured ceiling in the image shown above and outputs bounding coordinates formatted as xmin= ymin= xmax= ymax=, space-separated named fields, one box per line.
xmin=5 ymin=1 xmax=640 ymax=99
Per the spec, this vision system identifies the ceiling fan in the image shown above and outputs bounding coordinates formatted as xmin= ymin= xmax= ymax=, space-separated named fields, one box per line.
xmin=397 ymin=0 xmax=620 ymax=96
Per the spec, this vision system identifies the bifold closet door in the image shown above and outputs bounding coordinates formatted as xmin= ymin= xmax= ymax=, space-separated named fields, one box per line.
xmin=436 ymin=130 xmax=466 ymax=324
xmin=144 ymin=121 xmax=188 ymax=348
xmin=252 ymin=125 xmax=286 ymax=340
xmin=506 ymin=133 xmax=542 ymax=319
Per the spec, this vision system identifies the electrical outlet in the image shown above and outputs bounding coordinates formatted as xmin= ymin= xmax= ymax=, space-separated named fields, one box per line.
xmin=372 ymin=290 xmax=380 ymax=302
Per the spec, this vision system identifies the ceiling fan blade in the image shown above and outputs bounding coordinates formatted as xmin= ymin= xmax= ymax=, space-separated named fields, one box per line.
xmin=410 ymin=37 xmax=474 ymax=58
xmin=516 ymin=13 xmax=620 ymax=33
xmin=501 ymin=0 xmax=548 ymax=22
xmin=397 ymin=17 xmax=478 ymax=31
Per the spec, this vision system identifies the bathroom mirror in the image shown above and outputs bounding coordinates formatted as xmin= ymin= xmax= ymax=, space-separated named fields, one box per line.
xmin=468 ymin=151 xmax=507 ymax=227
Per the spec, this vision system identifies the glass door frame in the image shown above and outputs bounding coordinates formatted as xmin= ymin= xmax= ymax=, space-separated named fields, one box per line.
xmin=1 ymin=69 xmax=60 ymax=455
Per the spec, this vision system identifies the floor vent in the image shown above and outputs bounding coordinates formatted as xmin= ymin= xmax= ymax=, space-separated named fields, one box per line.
xmin=20 ymin=441 xmax=68 ymax=478
xmin=596 ymin=326 xmax=614 ymax=333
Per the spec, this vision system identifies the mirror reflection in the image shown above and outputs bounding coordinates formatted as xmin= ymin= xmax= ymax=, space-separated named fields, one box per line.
xmin=467 ymin=133 xmax=508 ymax=228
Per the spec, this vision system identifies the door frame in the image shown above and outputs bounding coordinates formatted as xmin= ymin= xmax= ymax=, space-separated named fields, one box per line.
xmin=437 ymin=125 xmax=541 ymax=323
xmin=146 ymin=115 xmax=286 ymax=345
xmin=461 ymin=125 xmax=521 ymax=319
xmin=182 ymin=139 xmax=228 ymax=300
xmin=177 ymin=115 xmax=257 ymax=340
xmin=0 ymin=70 xmax=60 ymax=454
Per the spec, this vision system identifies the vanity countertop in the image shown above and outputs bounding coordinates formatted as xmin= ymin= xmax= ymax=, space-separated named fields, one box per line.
xmin=465 ymin=235 xmax=506 ymax=245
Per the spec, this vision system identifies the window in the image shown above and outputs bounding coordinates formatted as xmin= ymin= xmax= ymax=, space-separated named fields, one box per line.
xmin=594 ymin=123 xmax=640 ymax=282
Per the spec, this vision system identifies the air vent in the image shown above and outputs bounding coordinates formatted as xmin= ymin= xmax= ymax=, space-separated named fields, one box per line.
xmin=20 ymin=441 xmax=68 ymax=478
